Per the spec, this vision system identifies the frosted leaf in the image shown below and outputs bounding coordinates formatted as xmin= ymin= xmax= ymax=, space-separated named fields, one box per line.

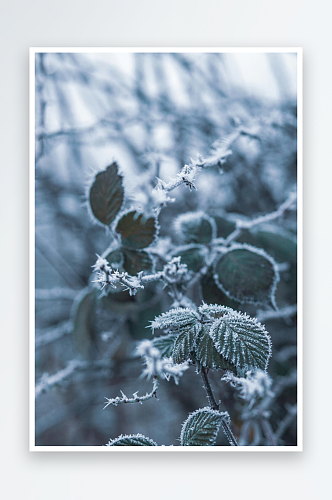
xmin=106 ymin=433 xmax=157 ymax=446
xmin=180 ymin=407 xmax=227 ymax=446
xmin=195 ymin=324 xmax=237 ymax=372
xmin=152 ymin=333 xmax=178 ymax=358
xmin=173 ymin=211 xmax=216 ymax=244
xmin=172 ymin=323 xmax=200 ymax=364
xmin=209 ymin=311 xmax=272 ymax=371
xmin=213 ymin=244 xmax=279 ymax=308
xmin=89 ymin=162 xmax=124 ymax=226
xmin=198 ymin=303 xmax=234 ymax=319
xmin=150 ymin=308 xmax=199 ymax=333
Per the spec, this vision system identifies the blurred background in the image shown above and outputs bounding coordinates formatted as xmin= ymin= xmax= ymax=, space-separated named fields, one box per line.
xmin=35 ymin=51 xmax=298 ymax=446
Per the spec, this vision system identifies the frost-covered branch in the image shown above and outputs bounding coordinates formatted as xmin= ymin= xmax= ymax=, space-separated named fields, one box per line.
xmin=35 ymin=359 xmax=112 ymax=399
xmin=221 ymin=189 xmax=297 ymax=246
xmin=92 ymin=255 xmax=191 ymax=298
xmin=137 ymin=340 xmax=189 ymax=384
xmin=35 ymin=321 xmax=71 ymax=348
xmin=103 ymin=340 xmax=189 ymax=409
xmin=92 ymin=255 xmax=144 ymax=296
xmin=103 ymin=377 xmax=159 ymax=408
xmin=151 ymin=131 xmax=239 ymax=205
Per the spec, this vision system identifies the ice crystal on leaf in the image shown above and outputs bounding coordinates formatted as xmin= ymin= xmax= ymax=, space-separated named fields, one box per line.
xmin=150 ymin=307 xmax=199 ymax=333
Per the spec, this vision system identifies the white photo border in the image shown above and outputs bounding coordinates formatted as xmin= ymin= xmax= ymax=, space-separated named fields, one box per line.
xmin=30 ymin=47 xmax=303 ymax=452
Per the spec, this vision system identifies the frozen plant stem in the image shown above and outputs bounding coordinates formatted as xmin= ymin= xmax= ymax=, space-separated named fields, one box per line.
xmin=201 ymin=366 xmax=218 ymax=410
xmin=201 ymin=367 xmax=238 ymax=446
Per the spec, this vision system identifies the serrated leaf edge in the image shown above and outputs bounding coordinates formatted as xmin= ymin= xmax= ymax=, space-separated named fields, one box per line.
xmin=105 ymin=433 xmax=158 ymax=446
xmin=213 ymin=243 xmax=280 ymax=308
xmin=209 ymin=311 xmax=272 ymax=372
xmin=180 ymin=406 xmax=227 ymax=446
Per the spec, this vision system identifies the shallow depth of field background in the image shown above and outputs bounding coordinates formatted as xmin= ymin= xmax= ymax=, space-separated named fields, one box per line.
xmin=35 ymin=52 xmax=297 ymax=446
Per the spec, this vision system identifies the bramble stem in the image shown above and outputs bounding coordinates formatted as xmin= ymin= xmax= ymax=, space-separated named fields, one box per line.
xmin=201 ymin=367 xmax=219 ymax=410
xmin=200 ymin=367 xmax=238 ymax=446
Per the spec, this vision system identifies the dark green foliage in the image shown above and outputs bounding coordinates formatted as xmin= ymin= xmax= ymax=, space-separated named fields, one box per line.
xmin=172 ymin=324 xmax=198 ymax=364
xmin=89 ymin=163 xmax=124 ymax=226
xmin=105 ymin=248 xmax=124 ymax=269
xmin=122 ymin=248 xmax=153 ymax=275
xmin=237 ymin=229 xmax=297 ymax=307
xmin=214 ymin=246 xmax=278 ymax=306
xmin=175 ymin=212 xmax=215 ymax=244
xmin=214 ymin=215 xmax=236 ymax=238
xmin=152 ymin=333 xmax=178 ymax=358
xmin=171 ymin=245 xmax=207 ymax=272
xmin=201 ymin=270 xmax=239 ymax=309
xmin=195 ymin=325 xmax=237 ymax=372
xmin=238 ymin=229 xmax=297 ymax=264
xmin=180 ymin=407 xmax=225 ymax=446
xmin=116 ymin=211 xmax=157 ymax=249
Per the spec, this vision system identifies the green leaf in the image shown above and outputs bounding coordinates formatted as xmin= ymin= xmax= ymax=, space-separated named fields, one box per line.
xmin=201 ymin=270 xmax=239 ymax=309
xmin=214 ymin=245 xmax=279 ymax=307
xmin=116 ymin=211 xmax=157 ymax=249
xmin=151 ymin=307 xmax=199 ymax=332
xmin=237 ymin=229 xmax=297 ymax=307
xmin=171 ymin=245 xmax=208 ymax=272
xmin=238 ymin=229 xmax=297 ymax=264
xmin=214 ymin=215 xmax=236 ymax=239
xmin=106 ymin=434 xmax=157 ymax=446
xmin=105 ymin=249 xmax=124 ymax=269
xmin=195 ymin=325 xmax=237 ymax=372
xmin=174 ymin=212 xmax=216 ymax=244
xmin=152 ymin=333 xmax=178 ymax=358
xmin=209 ymin=311 xmax=272 ymax=371
xmin=180 ymin=407 xmax=225 ymax=446
xmin=71 ymin=288 xmax=96 ymax=358
xmin=89 ymin=162 xmax=124 ymax=226
xmin=122 ymin=247 xmax=153 ymax=276
xmin=172 ymin=324 xmax=198 ymax=364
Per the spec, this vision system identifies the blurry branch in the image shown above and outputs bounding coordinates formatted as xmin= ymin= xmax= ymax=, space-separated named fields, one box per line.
xmin=35 ymin=288 xmax=78 ymax=300
xmin=36 ymin=232 xmax=85 ymax=288
xmin=221 ymin=189 xmax=297 ymax=246
xmin=35 ymin=321 xmax=71 ymax=348
xmin=260 ymin=369 xmax=297 ymax=411
xmin=35 ymin=359 xmax=112 ymax=400
xmin=275 ymin=345 xmax=297 ymax=363
xmin=256 ymin=304 xmax=297 ymax=323
xmin=275 ymin=404 xmax=297 ymax=441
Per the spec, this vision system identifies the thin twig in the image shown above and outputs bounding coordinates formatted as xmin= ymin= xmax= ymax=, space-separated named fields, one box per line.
xmin=35 ymin=321 xmax=71 ymax=348
xmin=103 ymin=377 xmax=159 ymax=408
xmin=35 ymin=359 xmax=112 ymax=399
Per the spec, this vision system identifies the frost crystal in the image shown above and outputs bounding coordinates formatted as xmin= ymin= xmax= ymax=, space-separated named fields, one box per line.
xmin=221 ymin=369 xmax=273 ymax=404
xmin=136 ymin=339 xmax=189 ymax=384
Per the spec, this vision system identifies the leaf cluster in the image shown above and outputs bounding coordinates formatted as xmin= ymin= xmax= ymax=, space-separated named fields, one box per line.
xmin=151 ymin=304 xmax=271 ymax=373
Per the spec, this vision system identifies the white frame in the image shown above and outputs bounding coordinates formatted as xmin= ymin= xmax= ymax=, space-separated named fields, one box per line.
xmin=30 ymin=47 xmax=303 ymax=452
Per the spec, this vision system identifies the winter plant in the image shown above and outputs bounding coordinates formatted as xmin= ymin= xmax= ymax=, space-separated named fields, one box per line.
xmin=75 ymin=130 xmax=297 ymax=447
